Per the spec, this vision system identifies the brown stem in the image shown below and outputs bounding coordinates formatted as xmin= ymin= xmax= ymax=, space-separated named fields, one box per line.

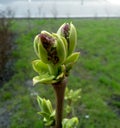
xmin=52 ymin=77 xmax=67 ymax=128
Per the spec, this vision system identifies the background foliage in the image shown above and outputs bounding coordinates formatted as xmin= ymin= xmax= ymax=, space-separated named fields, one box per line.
xmin=0 ymin=18 xmax=120 ymax=128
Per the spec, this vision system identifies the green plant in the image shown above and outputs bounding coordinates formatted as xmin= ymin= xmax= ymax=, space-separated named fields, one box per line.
xmin=37 ymin=96 xmax=55 ymax=127
xmin=37 ymin=95 xmax=79 ymax=128
xmin=65 ymin=88 xmax=81 ymax=116
xmin=32 ymin=22 xmax=80 ymax=128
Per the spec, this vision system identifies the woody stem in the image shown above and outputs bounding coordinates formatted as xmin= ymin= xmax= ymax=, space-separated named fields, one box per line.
xmin=52 ymin=77 xmax=67 ymax=128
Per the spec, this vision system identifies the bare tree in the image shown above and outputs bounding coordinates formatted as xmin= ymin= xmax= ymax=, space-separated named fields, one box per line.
xmin=51 ymin=3 xmax=58 ymax=19
xmin=80 ymin=0 xmax=107 ymax=5
xmin=0 ymin=7 xmax=15 ymax=86
xmin=26 ymin=8 xmax=31 ymax=30
xmin=38 ymin=5 xmax=43 ymax=18
xmin=66 ymin=12 xmax=70 ymax=18
xmin=6 ymin=7 xmax=15 ymax=18
xmin=81 ymin=0 xmax=84 ymax=5
xmin=27 ymin=8 xmax=31 ymax=18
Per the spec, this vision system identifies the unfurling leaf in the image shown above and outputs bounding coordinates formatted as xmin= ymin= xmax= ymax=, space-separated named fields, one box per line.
xmin=62 ymin=117 xmax=79 ymax=128
xmin=37 ymin=96 xmax=55 ymax=127
xmin=32 ymin=60 xmax=49 ymax=74
xmin=33 ymin=74 xmax=55 ymax=85
xmin=64 ymin=52 xmax=80 ymax=65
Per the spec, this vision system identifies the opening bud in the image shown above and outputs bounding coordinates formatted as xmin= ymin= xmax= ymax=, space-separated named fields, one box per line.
xmin=57 ymin=22 xmax=77 ymax=56
xmin=34 ymin=31 xmax=66 ymax=66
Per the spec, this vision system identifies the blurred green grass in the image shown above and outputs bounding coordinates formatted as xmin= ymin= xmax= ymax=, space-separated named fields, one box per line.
xmin=0 ymin=18 xmax=120 ymax=128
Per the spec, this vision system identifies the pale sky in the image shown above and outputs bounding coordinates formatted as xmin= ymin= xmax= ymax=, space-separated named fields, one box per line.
xmin=0 ymin=0 xmax=120 ymax=4
xmin=108 ymin=0 xmax=120 ymax=5
xmin=0 ymin=0 xmax=120 ymax=17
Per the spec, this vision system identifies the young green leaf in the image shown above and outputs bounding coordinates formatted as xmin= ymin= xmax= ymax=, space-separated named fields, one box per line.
xmin=38 ymin=111 xmax=50 ymax=120
xmin=37 ymin=96 xmax=43 ymax=111
xmin=62 ymin=117 xmax=79 ymax=128
xmin=32 ymin=60 xmax=49 ymax=74
xmin=33 ymin=74 xmax=55 ymax=85
xmin=64 ymin=52 xmax=80 ymax=65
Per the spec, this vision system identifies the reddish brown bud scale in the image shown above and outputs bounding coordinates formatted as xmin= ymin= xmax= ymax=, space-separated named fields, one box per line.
xmin=62 ymin=23 xmax=70 ymax=39
xmin=39 ymin=33 xmax=55 ymax=50
xmin=39 ymin=33 xmax=59 ymax=65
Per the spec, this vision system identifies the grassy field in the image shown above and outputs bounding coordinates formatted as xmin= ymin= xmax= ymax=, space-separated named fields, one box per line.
xmin=0 ymin=18 xmax=120 ymax=128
